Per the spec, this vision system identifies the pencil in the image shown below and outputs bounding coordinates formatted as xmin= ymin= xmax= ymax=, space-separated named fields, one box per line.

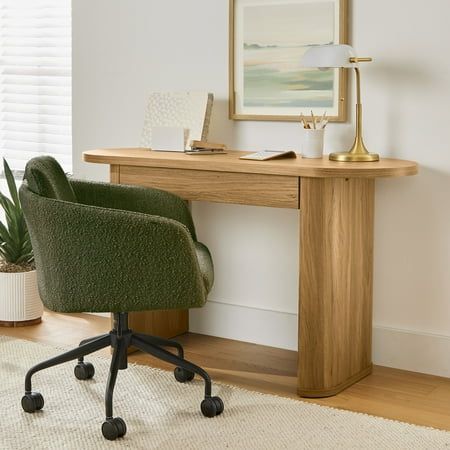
xmin=320 ymin=111 xmax=327 ymax=128
xmin=301 ymin=114 xmax=311 ymax=129
xmin=311 ymin=110 xmax=316 ymax=129
xmin=300 ymin=114 xmax=307 ymax=129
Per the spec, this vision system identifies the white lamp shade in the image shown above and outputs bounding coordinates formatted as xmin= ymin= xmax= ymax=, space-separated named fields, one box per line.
xmin=300 ymin=44 xmax=357 ymax=69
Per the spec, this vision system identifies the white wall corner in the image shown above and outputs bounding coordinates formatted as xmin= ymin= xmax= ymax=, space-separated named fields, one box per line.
xmin=189 ymin=301 xmax=298 ymax=351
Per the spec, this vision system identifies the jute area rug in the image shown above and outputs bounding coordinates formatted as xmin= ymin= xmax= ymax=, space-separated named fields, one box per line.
xmin=1 ymin=336 xmax=450 ymax=450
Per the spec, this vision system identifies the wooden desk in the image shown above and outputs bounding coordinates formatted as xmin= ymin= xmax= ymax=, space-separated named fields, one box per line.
xmin=83 ymin=148 xmax=418 ymax=398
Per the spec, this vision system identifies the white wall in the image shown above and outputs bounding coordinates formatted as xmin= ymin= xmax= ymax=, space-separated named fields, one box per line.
xmin=73 ymin=0 xmax=450 ymax=376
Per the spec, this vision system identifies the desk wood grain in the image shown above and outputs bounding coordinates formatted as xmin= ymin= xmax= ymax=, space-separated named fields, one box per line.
xmin=120 ymin=165 xmax=299 ymax=209
xmin=299 ymin=177 xmax=374 ymax=397
xmin=84 ymin=148 xmax=418 ymax=179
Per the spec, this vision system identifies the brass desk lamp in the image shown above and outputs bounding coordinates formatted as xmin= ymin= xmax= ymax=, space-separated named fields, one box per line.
xmin=300 ymin=44 xmax=379 ymax=162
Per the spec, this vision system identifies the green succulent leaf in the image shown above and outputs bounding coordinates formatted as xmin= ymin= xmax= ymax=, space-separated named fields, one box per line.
xmin=3 ymin=158 xmax=20 ymax=207
xmin=0 ymin=159 xmax=34 ymax=265
xmin=0 ymin=220 xmax=15 ymax=246
xmin=0 ymin=192 xmax=15 ymax=220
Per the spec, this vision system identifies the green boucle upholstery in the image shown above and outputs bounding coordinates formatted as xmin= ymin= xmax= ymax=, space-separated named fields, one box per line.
xmin=193 ymin=242 xmax=214 ymax=293
xmin=70 ymin=178 xmax=196 ymax=240
xmin=23 ymin=156 xmax=76 ymax=202
xmin=19 ymin=157 xmax=214 ymax=313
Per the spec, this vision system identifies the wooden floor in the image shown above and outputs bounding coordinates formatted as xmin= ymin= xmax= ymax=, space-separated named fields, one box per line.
xmin=2 ymin=311 xmax=450 ymax=432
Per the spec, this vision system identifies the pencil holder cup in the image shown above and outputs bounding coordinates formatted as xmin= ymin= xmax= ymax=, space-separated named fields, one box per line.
xmin=302 ymin=129 xmax=324 ymax=158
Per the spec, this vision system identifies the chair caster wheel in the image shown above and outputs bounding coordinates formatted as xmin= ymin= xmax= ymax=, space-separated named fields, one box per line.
xmin=21 ymin=392 xmax=44 ymax=413
xmin=102 ymin=417 xmax=127 ymax=441
xmin=74 ymin=362 xmax=95 ymax=380
xmin=174 ymin=367 xmax=195 ymax=383
xmin=201 ymin=396 xmax=224 ymax=417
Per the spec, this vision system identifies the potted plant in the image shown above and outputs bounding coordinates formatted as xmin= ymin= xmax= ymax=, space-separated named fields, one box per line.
xmin=0 ymin=158 xmax=42 ymax=326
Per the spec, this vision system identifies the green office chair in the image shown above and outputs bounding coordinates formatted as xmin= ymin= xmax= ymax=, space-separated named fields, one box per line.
xmin=19 ymin=156 xmax=223 ymax=440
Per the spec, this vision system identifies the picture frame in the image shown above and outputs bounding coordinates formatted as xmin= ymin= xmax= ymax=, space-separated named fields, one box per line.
xmin=229 ymin=0 xmax=348 ymax=122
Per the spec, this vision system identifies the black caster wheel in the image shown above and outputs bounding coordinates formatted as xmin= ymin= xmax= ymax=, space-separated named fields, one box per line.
xmin=101 ymin=417 xmax=127 ymax=441
xmin=74 ymin=362 xmax=95 ymax=380
xmin=21 ymin=392 xmax=44 ymax=413
xmin=174 ymin=367 xmax=195 ymax=383
xmin=201 ymin=396 xmax=224 ymax=417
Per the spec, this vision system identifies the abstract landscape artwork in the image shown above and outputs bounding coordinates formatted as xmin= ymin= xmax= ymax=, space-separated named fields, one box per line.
xmin=230 ymin=0 xmax=348 ymax=121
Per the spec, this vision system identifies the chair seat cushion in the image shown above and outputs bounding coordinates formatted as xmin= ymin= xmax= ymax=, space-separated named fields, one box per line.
xmin=194 ymin=242 xmax=214 ymax=293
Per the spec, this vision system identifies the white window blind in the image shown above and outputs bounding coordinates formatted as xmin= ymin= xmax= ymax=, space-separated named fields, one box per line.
xmin=0 ymin=0 xmax=71 ymax=173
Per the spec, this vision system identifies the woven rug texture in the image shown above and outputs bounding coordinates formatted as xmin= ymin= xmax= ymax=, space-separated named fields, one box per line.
xmin=1 ymin=336 xmax=450 ymax=449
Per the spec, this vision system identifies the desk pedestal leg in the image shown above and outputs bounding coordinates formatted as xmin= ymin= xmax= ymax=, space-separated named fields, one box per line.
xmin=128 ymin=310 xmax=189 ymax=339
xmin=298 ymin=177 xmax=375 ymax=397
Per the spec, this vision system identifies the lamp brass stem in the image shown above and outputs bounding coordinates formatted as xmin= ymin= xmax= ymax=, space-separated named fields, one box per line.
xmin=329 ymin=67 xmax=379 ymax=162
xmin=355 ymin=66 xmax=361 ymax=104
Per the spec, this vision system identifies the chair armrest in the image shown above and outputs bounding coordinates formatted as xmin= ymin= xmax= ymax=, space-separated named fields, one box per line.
xmin=20 ymin=185 xmax=206 ymax=313
xmin=70 ymin=178 xmax=196 ymax=240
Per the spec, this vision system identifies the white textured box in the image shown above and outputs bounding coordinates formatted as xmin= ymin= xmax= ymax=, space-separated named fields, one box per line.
xmin=141 ymin=92 xmax=213 ymax=150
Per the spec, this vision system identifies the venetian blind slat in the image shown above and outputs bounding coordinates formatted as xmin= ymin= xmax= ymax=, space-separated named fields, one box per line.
xmin=0 ymin=0 xmax=72 ymax=173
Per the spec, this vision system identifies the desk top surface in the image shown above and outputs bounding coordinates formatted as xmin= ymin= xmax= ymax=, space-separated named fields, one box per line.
xmin=83 ymin=148 xmax=418 ymax=178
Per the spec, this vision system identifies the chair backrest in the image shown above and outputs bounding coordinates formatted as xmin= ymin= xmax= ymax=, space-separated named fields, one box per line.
xmin=23 ymin=156 xmax=76 ymax=202
xmin=19 ymin=156 xmax=209 ymax=314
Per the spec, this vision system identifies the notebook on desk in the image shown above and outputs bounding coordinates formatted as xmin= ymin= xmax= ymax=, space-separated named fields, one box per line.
xmin=239 ymin=150 xmax=297 ymax=161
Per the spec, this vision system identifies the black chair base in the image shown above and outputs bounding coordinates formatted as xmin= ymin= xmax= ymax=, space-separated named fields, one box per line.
xmin=21 ymin=312 xmax=224 ymax=441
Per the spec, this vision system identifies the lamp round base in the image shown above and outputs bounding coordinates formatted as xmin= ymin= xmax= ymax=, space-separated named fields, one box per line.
xmin=329 ymin=152 xmax=379 ymax=162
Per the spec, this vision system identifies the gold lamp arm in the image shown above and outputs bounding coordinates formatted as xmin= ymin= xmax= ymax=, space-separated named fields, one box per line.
xmin=349 ymin=57 xmax=373 ymax=63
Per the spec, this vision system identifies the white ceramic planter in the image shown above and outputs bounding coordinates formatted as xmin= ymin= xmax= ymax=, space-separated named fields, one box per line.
xmin=0 ymin=270 xmax=43 ymax=325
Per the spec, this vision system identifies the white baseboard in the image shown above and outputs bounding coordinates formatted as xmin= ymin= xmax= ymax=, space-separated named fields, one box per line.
xmin=373 ymin=326 xmax=450 ymax=378
xmin=189 ymin=300 xmax=298 ymax=351
xmin=190 ymin=301 xmax=450 ymax=378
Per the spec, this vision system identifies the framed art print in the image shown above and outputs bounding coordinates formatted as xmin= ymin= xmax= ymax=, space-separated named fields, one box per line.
xmin=229 ymin=0 xmax=348 ymax=122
